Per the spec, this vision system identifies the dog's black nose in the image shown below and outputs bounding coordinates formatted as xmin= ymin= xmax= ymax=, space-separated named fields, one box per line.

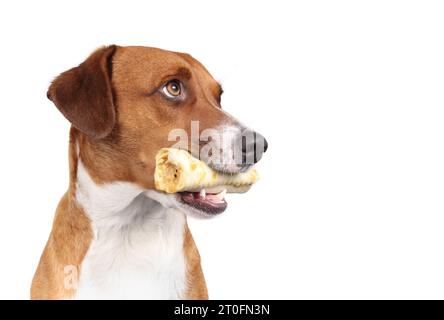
xmin=240 ymin=130 xmax=268 ymax=165
xmin=263 ymin=137 xmax=268 ymax=153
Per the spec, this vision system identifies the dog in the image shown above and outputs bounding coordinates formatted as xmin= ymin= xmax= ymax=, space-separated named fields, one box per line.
xmin=31 ymin=45 xmax=267 ymax=299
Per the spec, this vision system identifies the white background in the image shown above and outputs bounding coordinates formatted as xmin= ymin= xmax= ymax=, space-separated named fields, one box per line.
xmin=0 ymin=0 xmax=443 ymax=299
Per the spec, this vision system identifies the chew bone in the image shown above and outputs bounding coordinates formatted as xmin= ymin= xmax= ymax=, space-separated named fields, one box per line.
xmin=154 ymin=148 xmax=259 ymax=193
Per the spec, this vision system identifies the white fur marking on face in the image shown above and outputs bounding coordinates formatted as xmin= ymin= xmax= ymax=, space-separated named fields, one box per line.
xmin=200 ymin=124 xmax=244 ymax=173
xmin=75 ymin=161 xmax=187 ymax=299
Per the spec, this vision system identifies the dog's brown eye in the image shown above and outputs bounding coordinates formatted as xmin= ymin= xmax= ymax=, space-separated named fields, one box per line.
xmin=162 ymin=80 xmax=182 ymax=99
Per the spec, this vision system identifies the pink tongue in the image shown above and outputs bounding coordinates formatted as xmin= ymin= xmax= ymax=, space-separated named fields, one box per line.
xmin=195 ymin=192 xmax=225 ymax=204
xmin=205 ymin=194 xmax=225 ymax=204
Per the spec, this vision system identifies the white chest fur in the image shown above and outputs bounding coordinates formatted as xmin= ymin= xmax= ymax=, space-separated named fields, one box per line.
xmin=74 ymin=161 xmax=187 ymax=299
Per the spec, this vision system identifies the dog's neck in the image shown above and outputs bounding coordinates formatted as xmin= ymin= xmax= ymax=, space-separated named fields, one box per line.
xmin=76 ymin=160 xmax=161 ymax=226
xmin=71 ymin=143 xmax=188 ymax=299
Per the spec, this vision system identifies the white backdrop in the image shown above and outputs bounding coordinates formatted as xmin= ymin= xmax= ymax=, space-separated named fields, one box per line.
xmin=0 ymin=0 xmax=443 ymax=299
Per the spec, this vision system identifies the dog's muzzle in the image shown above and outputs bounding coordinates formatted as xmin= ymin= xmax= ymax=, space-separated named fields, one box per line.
xmin=199 ymin=126 xmax=268 ymax=174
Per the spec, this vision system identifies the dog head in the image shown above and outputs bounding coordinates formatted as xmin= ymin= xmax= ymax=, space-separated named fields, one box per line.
xmin=48 ymin=45 xmax=267 ymax=217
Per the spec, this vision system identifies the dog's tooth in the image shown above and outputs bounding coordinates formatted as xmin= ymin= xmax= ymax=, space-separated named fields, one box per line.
xmin=200 ymin=189 xmax=206 ymax=199
xmin=216 ymin=189 xmax=227 ymax=200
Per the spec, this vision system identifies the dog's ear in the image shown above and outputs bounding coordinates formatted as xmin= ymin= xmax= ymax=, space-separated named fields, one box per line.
xmin=47 ymin=45 xmax=117 ymax=139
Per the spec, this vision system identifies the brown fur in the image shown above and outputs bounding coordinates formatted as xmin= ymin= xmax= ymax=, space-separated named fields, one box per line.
xmin=183 ymin=224 xmax=209 ymax=299
xmin=32 ymin=45 xmax=234 ymax=299
xmin=31 ymin=130 xmax=93 ymax=299
xmin=47 ymin=46 xmax=117 ymax=139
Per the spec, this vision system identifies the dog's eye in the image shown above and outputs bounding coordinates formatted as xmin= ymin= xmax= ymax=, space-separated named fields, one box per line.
xmin=162 ymin=80 xmax=182 ymax=99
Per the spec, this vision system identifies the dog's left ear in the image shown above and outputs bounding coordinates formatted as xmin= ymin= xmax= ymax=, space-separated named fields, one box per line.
xmin=47 ymin=45 xmax=117 ymax=139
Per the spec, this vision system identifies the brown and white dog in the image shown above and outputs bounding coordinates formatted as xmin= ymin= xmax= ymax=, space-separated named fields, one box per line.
xmin=31 ymin=45 xmax=267 ymax=299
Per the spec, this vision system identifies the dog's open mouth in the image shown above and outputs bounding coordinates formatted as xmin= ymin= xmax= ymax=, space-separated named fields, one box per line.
xmin=178 ymin=188 xmax=227 ymax=215
xmin=155 ymin=148 xmax=259 ymax=217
